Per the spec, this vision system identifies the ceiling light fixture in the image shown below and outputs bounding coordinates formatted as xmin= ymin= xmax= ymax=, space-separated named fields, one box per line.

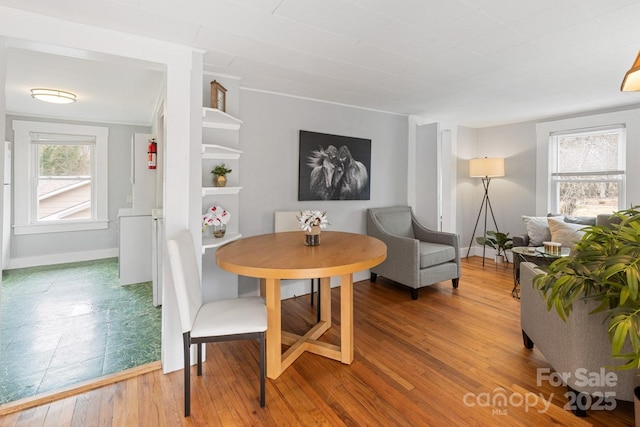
xmin=30 ymin=88 xmax=77 ymax=104
xmin=621 ymin=51 xmax=640 ymax=92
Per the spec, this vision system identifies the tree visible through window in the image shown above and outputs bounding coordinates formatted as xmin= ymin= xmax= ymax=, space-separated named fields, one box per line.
xmin=36 ymin=142 xmax=93 ymax=221
xmin=550 ymin=126 xmax=625 ymax=216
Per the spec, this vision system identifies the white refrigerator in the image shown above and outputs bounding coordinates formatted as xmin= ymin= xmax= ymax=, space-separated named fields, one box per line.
xmin=118 ymin=133 xmax=156 ymax=287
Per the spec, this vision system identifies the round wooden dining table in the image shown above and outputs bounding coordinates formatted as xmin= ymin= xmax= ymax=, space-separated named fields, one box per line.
xmin=216 ymin=231 xmax=386 ymax=379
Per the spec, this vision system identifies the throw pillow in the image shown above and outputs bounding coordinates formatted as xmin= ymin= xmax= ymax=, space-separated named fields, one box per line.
xmin=522 ymin=216 xmax=552 ymax=246
xmin=547 ymin=217 xmax=586 ymax=249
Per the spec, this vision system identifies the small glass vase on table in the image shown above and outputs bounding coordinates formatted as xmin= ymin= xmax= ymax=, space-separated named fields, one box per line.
xmin=305 ymin=225 xmax=321 ymax=246
xmin=297 ymin=210 xmax=328 ymax=246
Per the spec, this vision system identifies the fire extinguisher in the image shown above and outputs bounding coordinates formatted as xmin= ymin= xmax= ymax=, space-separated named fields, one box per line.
xmin=148 ymin=138 xmax=157 ymax=169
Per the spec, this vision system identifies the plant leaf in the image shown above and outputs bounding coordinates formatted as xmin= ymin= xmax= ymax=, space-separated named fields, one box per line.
xmin=611 ymin=318 xmax=630 ymax=355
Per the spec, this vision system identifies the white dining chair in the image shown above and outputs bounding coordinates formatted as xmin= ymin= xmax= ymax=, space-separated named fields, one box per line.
xmin=166 ymin=229 xmax=267 ymax=416
xmin=274 ymin=211 xmax=321 ymax=322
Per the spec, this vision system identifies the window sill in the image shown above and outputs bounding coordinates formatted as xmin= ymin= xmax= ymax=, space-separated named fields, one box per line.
xmin=14 ymin=220 xmax=109 ymax=235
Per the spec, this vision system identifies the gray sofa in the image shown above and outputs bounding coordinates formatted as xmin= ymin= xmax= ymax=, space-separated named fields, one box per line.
xmin=513 ymin=213 xmax=619 ymax=247
xmin=520 ymin=261 xmax=635 ymax=407
xmin=366 ymin=206 xmax=460 ymax=299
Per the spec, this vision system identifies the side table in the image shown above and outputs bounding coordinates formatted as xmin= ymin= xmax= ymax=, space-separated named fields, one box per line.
xmin=511 ymin=246 xmax=570 ymax=299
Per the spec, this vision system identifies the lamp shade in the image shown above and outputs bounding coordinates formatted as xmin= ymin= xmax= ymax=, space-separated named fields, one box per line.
xmin=469 ymin=157 xmax=505 ymax=178
xmin=621 ymin=51 xmax=640 ymax=92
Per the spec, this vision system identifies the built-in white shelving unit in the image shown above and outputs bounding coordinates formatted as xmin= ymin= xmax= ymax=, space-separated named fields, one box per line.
xmin=201 ymin=232 xmax=242 ymax=253
xmin=200 ymin=77 xmax=243 ymax=303
xmin=202 ymin=143 xmax=242 ymax=159
xmin=201 ymin=186 xmax=242 ymax=196
xmin=201 ymin=107 xmax=243 ymax=130
xmin=201 ymin=108 xmax=243 ymax=253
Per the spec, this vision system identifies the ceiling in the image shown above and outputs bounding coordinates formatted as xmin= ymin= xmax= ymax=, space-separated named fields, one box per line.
xmin=3 ymin=0 xmax=640 ymax=128
xmin=6 ymin=47 xmax=165 ymax=126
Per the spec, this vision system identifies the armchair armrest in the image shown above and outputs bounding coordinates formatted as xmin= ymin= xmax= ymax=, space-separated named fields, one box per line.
xmin=410 ymin=214 xmax=461 ymax=279
xmin=367 ymin=213 xmax=420 ymax=287
xmin=412 ymin=220 xmax=458 ymax=247
xmin=512 ymin=234 xmax=529 ymax=247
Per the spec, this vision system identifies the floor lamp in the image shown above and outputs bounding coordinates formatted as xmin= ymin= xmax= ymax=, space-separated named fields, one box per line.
xmin=466 ymin=157 xmax=505 ymax=266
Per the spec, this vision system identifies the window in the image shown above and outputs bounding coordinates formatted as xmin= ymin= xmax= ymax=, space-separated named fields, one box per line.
xmin=549 ymin=125 xmax=625 ymax=217
xmin=36 ymin=135 xmax=93 ymax=221
xmin=13 ymin=121 xmax=109 ymax=234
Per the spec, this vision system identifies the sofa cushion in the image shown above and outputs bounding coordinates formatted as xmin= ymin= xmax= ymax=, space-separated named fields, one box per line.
xmin=419 ymin=242 xmax=455 ymax=269
xmin=522 ymin=215 xmax=553 ymax=246
xmin=596 ymin=213 xmax=621 ymax=228
xmin=547 ymin=217 xmax=586 ymax=249
xmin=376 ymin=210 xmax=414 ymax=238
xmin=564 ymin=215 xmax=596 ymax=225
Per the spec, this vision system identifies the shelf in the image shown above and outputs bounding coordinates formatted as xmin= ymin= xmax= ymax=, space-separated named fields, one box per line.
xmin=202 ymin=232 xmax=242 ymax=253
xmin=202 ymin=144 xmax=242 ymax=160
xmin=202 ymin=107 xmax=243 ymax=130
xmin=202 ymin=186 xmax=242 ymax=196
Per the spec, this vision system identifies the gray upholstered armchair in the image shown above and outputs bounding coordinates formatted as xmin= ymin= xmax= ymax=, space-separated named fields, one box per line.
xmin=366 ymin=206 xmax=460 ymax=299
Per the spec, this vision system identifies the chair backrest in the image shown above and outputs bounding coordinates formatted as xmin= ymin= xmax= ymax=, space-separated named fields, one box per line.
xmin=274 ymin=211 xmax=300 ymax=232
xmin=167 ymin=229 xmax=203 ymax=334
xmin=368 ymin=206 xmax=415 ymax=238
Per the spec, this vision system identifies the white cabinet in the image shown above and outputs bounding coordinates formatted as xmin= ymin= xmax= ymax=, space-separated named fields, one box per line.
xmin=119 ymin=210 xmax=152 ymax=285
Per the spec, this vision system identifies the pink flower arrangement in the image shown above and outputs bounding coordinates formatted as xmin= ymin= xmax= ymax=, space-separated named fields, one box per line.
xmin=202 ymin=205 xmax=230 ymax=232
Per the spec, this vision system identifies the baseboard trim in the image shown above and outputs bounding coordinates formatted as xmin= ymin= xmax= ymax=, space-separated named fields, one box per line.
xmin=0 ymin=361 xmax=161 ymax=416
xmin=465 ymin=246 xmax=513 ymax=263
xmin=6 ymin=248 xmax=119 ymax=270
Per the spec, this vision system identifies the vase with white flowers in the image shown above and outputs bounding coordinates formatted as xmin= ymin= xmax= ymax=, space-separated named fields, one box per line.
xmin=202 ymin=205 xmax=231 ymax=238
xmin=297 ymin=210 xmax=328 ymax=246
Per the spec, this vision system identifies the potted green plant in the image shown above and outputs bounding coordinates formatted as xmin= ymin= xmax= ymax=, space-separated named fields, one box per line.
xmin=211 ymin=163 xmax=232 ymax=187
xmin=534 ymin=208 xmax=640 ymax=369
xmin=476 ymin=230 xmax=513 ymax=264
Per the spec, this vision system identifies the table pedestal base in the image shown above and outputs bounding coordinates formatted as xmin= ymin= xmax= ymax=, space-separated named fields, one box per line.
xmin=263 ymin=274 xmax=354 ymax=379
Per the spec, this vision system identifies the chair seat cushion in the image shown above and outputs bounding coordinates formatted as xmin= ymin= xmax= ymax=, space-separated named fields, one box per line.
xmin=419 ymin=242 xmax=455 ymax=269
xmin=191 ymin=296 xmax=267 ymax=338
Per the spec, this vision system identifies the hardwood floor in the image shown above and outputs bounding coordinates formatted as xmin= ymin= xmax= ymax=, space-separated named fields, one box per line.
xmin=0 ymin=257 xmax=635 ymax=426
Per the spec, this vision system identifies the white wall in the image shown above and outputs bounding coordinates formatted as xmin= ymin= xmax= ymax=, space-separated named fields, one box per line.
xmin=5 ymin=115 xmax=150 ymax=267
xmin=455 ymin=125 xmax=478 ymax=255
xmin=238 ymin=89 xmax=408 ymax=295
xmin=415 ymin=122 xmax=438 ymax=229
xmin=476 ymin=121 xmax=538 ymax=243
xmin=161 ymin=49 xmax=204 ymax=374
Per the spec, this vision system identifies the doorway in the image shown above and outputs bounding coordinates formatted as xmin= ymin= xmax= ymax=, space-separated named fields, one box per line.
xmin=1 ymin=40 xmax=166 ymax=404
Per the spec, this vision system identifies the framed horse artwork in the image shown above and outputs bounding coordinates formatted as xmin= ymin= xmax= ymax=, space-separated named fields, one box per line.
xmin=298 ymin=130 xmax=371 ymax=201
